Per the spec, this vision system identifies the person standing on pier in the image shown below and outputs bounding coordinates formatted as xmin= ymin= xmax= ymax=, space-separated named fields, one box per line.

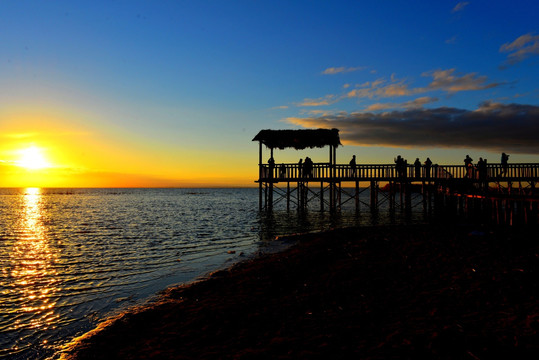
xmin=501 ymin=152 xmax=510 ymax=176
xmin=349 ymin=155 xmax=357 ymax=177
xmin=477 ymin=157 xmax=487 ymax=189
xmin=464 ymin=155 xmax=473 ymax=178
xmin=395 ymin=155 xmax=404 ymax=179
xmin=414 ymin=158 xmax=421 ymax=178
xmin=298 ymin=158 xmax=303 ymax=178
xmin=268 ymin=157 xmax=275 ymax=179
xmin=424 ymin=157 xmax=432 ymax=178
xmin=304 ymin=157 xmax=313 ymax=178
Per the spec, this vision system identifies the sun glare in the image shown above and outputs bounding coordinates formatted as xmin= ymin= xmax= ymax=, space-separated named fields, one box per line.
xmin=17 ymin=147 xmax=51 ymax=170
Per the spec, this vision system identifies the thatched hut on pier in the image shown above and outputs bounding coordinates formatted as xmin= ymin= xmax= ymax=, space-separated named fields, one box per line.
xmin=252 ymin=128 xmax=342 ymax=210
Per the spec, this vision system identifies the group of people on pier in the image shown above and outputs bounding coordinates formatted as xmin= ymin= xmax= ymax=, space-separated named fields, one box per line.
xmin=266 ymin=152 xmax=510 ymax=181
xmin=297 ymin=157 xmax=314 ymax=178
xmin=395 ymin=155 xmax=435 ymax=179
xmin=463 ymin=152 xmax=510 ymax=179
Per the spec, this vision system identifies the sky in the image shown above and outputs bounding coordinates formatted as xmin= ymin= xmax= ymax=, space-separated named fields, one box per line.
xmin=1 ymin=1 xmax=538 ymax=187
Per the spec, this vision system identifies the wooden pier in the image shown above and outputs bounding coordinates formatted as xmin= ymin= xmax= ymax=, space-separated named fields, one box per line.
xmin=253 ymin=129 xmax=539 ymax=225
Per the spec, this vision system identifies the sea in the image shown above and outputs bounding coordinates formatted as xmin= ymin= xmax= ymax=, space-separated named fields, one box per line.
xmin=0 ymin=187 xmax=424 ymax=359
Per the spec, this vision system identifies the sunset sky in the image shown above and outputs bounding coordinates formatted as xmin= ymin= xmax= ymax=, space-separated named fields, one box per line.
xmin=1 ymin=1 xmax=538 ymax=187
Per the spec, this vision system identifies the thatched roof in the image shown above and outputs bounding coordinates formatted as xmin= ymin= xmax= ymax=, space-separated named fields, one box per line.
xmin=252 ymin=129 xmax=341 ymax=150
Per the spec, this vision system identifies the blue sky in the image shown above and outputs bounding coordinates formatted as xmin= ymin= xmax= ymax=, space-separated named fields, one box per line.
xmin=1 ymin=1 xmax=539 ymax=186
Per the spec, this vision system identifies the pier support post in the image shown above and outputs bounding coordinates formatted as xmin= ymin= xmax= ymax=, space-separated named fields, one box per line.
xmin=268 ymin=181 xmax=273 ymax=210
xmin=320 ymin=182 xmax=324 ymax=211
xmin=338 ymin=182 xmax=342 ymax=209
xmin=259 ymin=182 xmax=262 ymax=210
xmin=355 ymin=181 xmax=360 ymax=210
xmin=287 ymin=182 xmax=290 ymax=211
xmin=404 ymin=182 xmax=411 ymax=211
xmin=370 ymin=181 xmax=378 ymax=210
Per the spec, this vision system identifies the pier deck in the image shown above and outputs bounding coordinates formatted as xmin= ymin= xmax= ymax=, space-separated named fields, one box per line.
xmin=253 ymin=129 xmax=539 ymax=224
xmin=257 ymin=163 xmax=539 ymax=183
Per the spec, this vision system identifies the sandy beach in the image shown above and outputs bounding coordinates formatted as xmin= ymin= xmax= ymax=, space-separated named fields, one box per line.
xmin=59 ymin=224 xmax=539 ymax=359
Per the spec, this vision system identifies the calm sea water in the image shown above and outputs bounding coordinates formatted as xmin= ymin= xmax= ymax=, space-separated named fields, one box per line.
xmin=0 ymin=187 xmax=422 ymax=359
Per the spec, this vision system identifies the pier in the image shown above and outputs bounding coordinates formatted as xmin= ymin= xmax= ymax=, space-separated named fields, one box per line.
xmin=253 ymin=129 xmax=539 ymax=225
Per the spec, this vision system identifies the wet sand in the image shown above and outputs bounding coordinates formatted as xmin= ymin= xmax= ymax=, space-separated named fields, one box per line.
xmin=60 ymin=224 xmax=539 ymax=359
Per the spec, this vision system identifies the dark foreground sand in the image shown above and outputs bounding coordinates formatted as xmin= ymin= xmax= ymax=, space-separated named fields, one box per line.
xmin=60 ymin=225 xmax=539 ymax=359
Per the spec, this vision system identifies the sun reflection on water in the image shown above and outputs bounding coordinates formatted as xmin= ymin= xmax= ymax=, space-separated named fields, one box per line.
xmin=9 ymin=188 xmax=60 ymax=333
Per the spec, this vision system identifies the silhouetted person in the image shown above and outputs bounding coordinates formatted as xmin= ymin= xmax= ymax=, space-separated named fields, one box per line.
xmin=477 ymin=157 xmax=487 ymax=188
xmin=501 ymin=152 xmax=509 ymax=176
xmin=268 ymin=157 xmax=275 ymax=179
xmin=424 ymin=157 xmax=432 ymax=178
xmin=349 ymin=155 xmax=357 ymax=177
xmin=304 ymin=157 xmax=313 ymax=178
xmin=414 ymin=158 xmax=421 ymax=178
xmin=464 ymin=155 xmax=473 ymax=178
xmin=298 ymin=158 xmax=303 ymax=178
xmin=394 ymin=155 xmax=405 ymax=178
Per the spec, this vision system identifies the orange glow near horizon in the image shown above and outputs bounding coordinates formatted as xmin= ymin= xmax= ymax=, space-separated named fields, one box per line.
xmin=0 ymin=109 xmax=256 ymax=188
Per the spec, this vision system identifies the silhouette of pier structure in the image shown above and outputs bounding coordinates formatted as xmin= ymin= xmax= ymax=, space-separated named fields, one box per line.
xmin=253 ymin=129 xmax=539 ymax=225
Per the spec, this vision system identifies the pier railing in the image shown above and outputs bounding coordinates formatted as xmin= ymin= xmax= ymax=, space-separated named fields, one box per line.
xmin=258 ymin=163 xmax=539 ymax=182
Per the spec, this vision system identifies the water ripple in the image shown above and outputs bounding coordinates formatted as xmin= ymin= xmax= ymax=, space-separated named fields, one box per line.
xmin=0 ymin=187 xmax=394 ymax=359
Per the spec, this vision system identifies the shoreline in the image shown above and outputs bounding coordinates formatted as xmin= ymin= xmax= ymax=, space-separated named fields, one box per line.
xmin=58 ymin=224 xmax=539 ymax=359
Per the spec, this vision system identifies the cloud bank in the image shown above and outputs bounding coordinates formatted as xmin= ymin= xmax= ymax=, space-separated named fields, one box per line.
xmin=287 ymin=102 xmax=539 ymax=154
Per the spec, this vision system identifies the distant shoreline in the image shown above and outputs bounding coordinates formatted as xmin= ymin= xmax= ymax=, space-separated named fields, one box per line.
xmin=59 ymin=224 xmax=539 ymax=359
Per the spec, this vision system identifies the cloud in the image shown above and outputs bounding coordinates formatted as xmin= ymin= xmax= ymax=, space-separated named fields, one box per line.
xmin=451 ymin=2 xmax=469 ymax=13
xmin=345 ymin=77 xmax=415 ymax=100
xmin=298 ymin=109 xmax=335 ymax=117
xmin=321 ymin=66 xmax=365 ymax=75
xmin=424 ymin=69 xmax=501 ymax=92
xmin=500 ymin=33 xmax=539 ymax=65
xmin=286 ymin=102 xmax=539 ymax=154
xmin=296 ymin=94 xmax=338 ymax=107
xmin=296 ymin=69 xmax=500 ymax=108
xmin=345 ymin=69 xmax=498 ymax=100
xmin=363 ymin=97 xmax=439 ymax=112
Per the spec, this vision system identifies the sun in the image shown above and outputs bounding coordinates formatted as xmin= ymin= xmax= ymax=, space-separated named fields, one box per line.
xmin=17 ymin=146 xmax=51 ymax=170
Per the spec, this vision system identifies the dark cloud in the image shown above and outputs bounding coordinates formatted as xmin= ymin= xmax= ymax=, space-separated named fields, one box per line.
xmin=287 ymin=102 xmax=539 ymax=154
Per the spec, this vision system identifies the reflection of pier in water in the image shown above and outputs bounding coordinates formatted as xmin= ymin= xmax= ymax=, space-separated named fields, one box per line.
xmin=253 ymin=129 xmax=539 ymax=225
